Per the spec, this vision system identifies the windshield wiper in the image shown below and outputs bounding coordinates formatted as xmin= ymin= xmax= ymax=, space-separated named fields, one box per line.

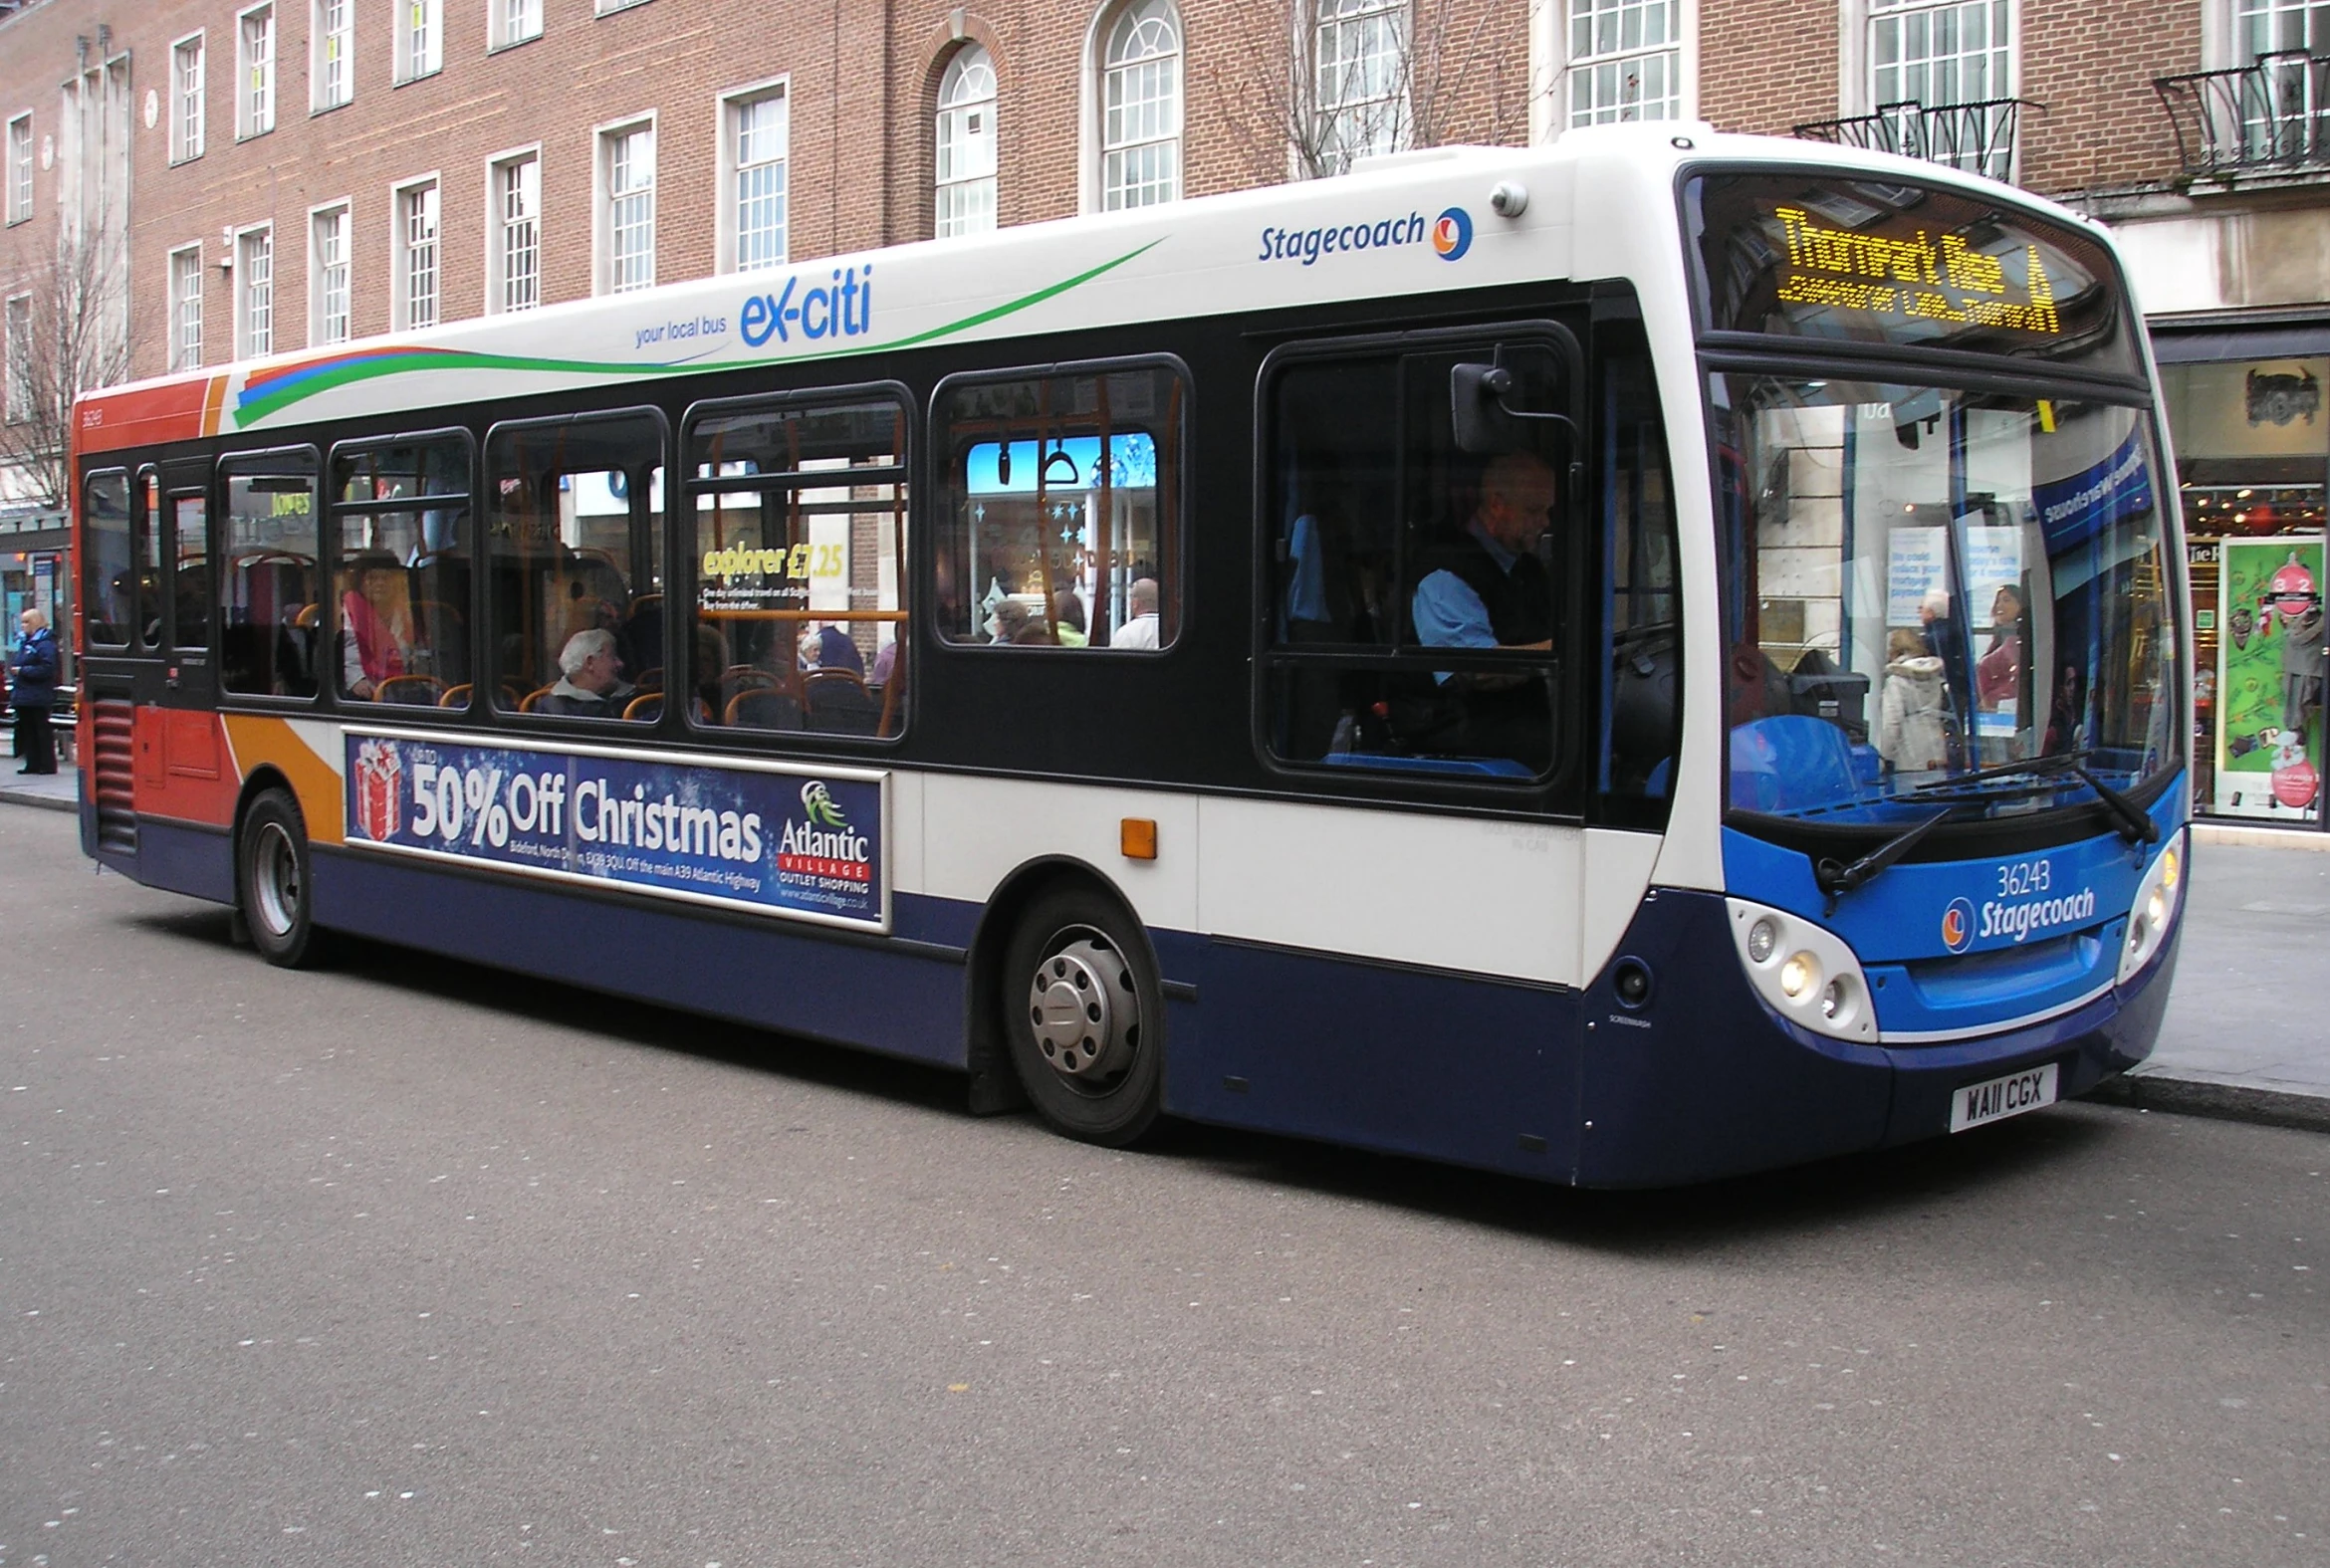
xmin=2066 ymin=762 xmax=2160 ymax=845
xmin=1814 ymin=805 xmax=1956 ymax=915
xmin=1909 ymin=748 xmax=2157 ymax=844
xmin=1909 ymin=747 xmax=2092 ymax=793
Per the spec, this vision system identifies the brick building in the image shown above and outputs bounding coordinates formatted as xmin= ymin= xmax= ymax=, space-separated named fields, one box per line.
xmin=7 ymin=0 xmax=2329 ymax=820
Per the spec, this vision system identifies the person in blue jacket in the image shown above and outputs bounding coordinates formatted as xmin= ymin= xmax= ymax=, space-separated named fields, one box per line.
xmin=9 ymin=607 xmax=58 ymax=775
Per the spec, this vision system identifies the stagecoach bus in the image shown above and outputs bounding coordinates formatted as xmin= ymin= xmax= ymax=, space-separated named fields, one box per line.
xmin=69 ymin=123 xmax=2189 ymax=1186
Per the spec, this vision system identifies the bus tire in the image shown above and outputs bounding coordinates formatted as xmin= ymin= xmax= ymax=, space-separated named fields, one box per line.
xmin=1002 ymin=884 xmax=1164 ymax=1148
xmin=238 ymin=788 xmax=325 ymax=969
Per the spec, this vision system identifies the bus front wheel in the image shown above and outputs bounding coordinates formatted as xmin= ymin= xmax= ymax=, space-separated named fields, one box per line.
xmin=1002 ymin=885 xmax=1164 ymax=1148
xmin=238 ymin=787 xmax=325 ymax=969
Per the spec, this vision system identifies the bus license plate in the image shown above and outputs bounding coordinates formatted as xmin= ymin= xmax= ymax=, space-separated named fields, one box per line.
xmin=1949 ymin=1062 xmax=2059 ymax=1134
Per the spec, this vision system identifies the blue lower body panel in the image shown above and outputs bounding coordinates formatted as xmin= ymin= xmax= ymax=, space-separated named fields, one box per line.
xmin=136 ymin=818 xmax=237 ymax=904
xmin=310 ymin=846 xmax=970 ymax=1069
xmin=1571 ymin=888 xmax=2173 ymax=1187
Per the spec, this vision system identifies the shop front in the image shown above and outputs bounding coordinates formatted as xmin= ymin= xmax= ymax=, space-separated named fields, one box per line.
xmin=2157 ymin=338 xmax=2330 ymax=826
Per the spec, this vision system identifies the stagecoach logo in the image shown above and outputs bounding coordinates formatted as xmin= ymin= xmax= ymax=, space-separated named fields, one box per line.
xmin=1254 ymin=206 xmax=1474 ymax=267
xmin=1431 ymin=206 xmax=1474 ymax=261
xmin=1941 ymin=896 xmax=1976 ymax=954
xmin=353 ymin=739 xmax=404 ymax=842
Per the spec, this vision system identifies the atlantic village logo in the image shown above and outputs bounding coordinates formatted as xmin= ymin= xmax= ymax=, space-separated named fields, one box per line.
xmin=776 ymin=781 xmax=872 ymax=885
xmin=1257 ymin=206 xmax=1472 ymax=267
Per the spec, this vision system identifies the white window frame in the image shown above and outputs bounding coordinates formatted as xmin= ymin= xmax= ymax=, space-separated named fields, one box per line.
xmin=6 ymin=112 xmax=31 ymax=223
xmin=594 ymin=113 xmax=656 ymax=295
xmin=398 ymin=0 xmax=445 ymax=85
xmin=168 ymin=243 xmax=205 ymax=371
xmin=313 ymin=0 xmax=353 ymax=112
xmin=1834 ymin=0 xmax=2013 ymax=117
xmin=3 ymin=294 xmax=32 ymax=426
xmin=716 ymin=83 xmax=788 ymax=274
xmin=491 ymin=0 xmax=544 ymax=50
xmin=1528 ymin=0 xmax=1698 ymax=143
xmin=1312 ymin=0 xmax=1411 ymax=169
xmin=169 ymin=34 xmax=206 ymax=163
xmin=1087 ymin=0 xmax=1183 ymax=214
xmin=486 ymin=146 xmax=542 ymax=313
xmin=594 ymin=0 xmax=653 ymax=15
xmin=235 ymin=223 xmax=274 ymax=359
xmin=391 ymin=175 xmax=441 ymax=331
xmin=935 ymin=46 xmax=998 ymax=238
xmin=309 ymin=200 xmax=352 ymax=345
xmin=237 ymin=3 xmax=276 ymax=140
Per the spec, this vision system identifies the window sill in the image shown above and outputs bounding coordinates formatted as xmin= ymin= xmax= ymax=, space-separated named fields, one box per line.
xmin=594 ymin=0 xmax=654 ymax=16
xmin=235 ymin=128 xmax=275 ymax=143
xmin=393 ymin=68 xmax=443 ymax=89
xmin=487 ymin=33 xmax=542 ymax=55
xmin=310 ymin=98 xmax=351 ymax=117
xmin=167 ymin=152 xmax=204 ymax=168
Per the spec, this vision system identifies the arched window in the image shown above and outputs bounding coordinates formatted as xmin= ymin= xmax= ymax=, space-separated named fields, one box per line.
xmin=1100 ymin=0 xmax=1181 ymax=210
xmin=936 ymin=46 xmax=998 ymax=237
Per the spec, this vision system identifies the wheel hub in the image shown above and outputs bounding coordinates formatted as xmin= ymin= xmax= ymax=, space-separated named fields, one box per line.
xmin=1027 ymin=936 xmax=1138 ymax=1082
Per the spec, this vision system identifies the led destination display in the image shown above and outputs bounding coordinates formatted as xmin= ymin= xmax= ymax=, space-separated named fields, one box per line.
xmin=1688 ymin=173 xmax=2137 ymax=373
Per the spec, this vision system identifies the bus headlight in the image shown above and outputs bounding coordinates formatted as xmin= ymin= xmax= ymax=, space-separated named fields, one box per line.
xmin=1778 ymin=952 xmax=1818 ymax=999
xmin=2118 ymin=829 xmax=2186 ymax=987
xmin=1725 ymin=898 xmax=1878 ymax=1043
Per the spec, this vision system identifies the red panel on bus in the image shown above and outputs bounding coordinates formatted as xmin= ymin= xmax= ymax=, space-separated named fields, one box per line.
xmin=76 ymin=377 xmax=221 ymax=456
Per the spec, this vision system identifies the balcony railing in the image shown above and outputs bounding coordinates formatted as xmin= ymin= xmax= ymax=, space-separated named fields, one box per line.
xmin=1792 ymin=99 xmax=2031 ymax=184
xmin=2155 ymin=52 xmax=2330 ymax=177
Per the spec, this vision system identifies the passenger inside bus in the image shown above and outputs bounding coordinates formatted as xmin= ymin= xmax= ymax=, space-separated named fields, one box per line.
xmin=340 ymin=553 xmax=410 ymax=700
xmin=536 ymin=627 xmax=636 ymax=717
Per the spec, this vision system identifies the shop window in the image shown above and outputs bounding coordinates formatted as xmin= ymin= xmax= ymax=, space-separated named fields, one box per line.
xmin=685 ymin=391 xmax=908 ymax=737
xmin=1259 ymin=332 xmax=1571 ymax=783
xmin=329 ymin=435 xmax=472 ymax=706
xmin=219 ymin=450 xmax=320 ymax=698
xmin=933 ymin=363 xmax=1181 ymax=653
xmin=2163 ymin=355 xmax=2329 ymax=821
xmin=82 ymin=470 xmax=132 ymax=647
xmin=485 ymin=410 xmax=666 ymax=721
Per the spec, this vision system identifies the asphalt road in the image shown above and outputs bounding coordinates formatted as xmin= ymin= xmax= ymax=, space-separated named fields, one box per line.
xmin=1 ymin=805 xmax=2323 ymax=1568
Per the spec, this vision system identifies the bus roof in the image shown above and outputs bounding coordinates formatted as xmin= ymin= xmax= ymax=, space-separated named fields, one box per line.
xmin=74 ymin=125 xmax=2106 ymax=456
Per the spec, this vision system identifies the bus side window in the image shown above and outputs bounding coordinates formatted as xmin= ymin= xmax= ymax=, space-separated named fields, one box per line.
xmin=484 ymin=410 xmax=666 ymax=722
xmin=1259 ymin=335 xmax=1568 ymax=785
xmin=682 ymin=392 xmax=909 ymax=737
xmin=81 ymin=471 xmax=132 ymax=648
xmin=932 ymin=363 xmax=1182 ymax=653
xmin=219 ymin=452 xmax=321 ymax=699
xmin=329 ymin=435 xmax=472 ymax=707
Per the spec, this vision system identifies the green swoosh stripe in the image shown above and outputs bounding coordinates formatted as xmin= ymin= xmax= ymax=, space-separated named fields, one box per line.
xmin=232 ymin=238 xmax=1164 ymax=428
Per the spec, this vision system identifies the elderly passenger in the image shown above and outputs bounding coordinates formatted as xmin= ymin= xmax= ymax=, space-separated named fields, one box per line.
xmin=538 ymin=628 xmax=636 ymax=717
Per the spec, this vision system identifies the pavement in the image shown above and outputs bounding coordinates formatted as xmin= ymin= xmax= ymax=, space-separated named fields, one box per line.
xmin=4 ymin=762 xmax=2324 ymax=1134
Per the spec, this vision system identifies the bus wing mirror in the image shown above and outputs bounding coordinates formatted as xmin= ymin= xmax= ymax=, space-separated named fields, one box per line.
xmin=1452 ymin=361 xmax=1581 ymax=454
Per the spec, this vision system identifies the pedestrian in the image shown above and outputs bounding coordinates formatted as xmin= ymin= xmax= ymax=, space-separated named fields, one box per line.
xmin=10 ymin=607 xmax=60 ymax=776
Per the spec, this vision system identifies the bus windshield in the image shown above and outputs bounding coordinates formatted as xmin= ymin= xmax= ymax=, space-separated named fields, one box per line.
xmin=1712 ymin=374 xmax=2180 ymax=830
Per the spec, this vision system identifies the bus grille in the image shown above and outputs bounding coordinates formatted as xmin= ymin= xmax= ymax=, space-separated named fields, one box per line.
xmin=92 ymin=700 xmax=136 ymax=854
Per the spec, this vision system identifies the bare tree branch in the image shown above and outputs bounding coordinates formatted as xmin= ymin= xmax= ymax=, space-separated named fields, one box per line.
xmin=1200 ymin=0 xmax=1524 ymax=185
xmin=1 ymin=204 xmax=135 ymax=510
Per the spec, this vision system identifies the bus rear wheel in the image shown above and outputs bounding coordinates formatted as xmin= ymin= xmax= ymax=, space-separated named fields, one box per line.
xmin=238 ymin=787 xmax=324 ymax=969
xmin=1002 ymin=885 xmax=1164 ymax=1148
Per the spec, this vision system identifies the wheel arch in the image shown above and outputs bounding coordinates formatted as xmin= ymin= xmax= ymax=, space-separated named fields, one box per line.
xmin=961 ymin=854 xmax=1160 ymax=1113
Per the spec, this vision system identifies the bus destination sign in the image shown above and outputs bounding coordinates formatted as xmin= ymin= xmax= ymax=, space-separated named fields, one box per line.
xmin=1770 ymin=204 xmax=2060 ymax=338
xmin=1689 ymin=172 xmax=2134 ymax=372
xmin=343 ymin=731 xmax=887 ymax=931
